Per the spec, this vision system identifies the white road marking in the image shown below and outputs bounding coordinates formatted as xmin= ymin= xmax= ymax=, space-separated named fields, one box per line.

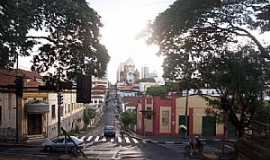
xmin=80 ymin=136 xmax=85 ymax=141
xmin=125 ymin=137 xmax=131 ymax=143
xmin=132 ymin=138 xmax=138 ymax=144
xmin=118 ymin=136 xmax=122 ymax=143
xmin=94 ymin=136 xmax=100 ymax=142
xmin=101 ymin=137 xmax=106 ymax=142
xmin=86 ymin=136 xmax=93 ymax=141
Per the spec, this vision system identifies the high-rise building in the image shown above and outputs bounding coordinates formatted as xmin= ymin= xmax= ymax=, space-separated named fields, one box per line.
xmin=116 ymin=58 xmax=140 ymax=84
xmin=141 ymin=66 xmax=150 ymax=79
xmin=141 ymin=66 xmax=158 ymax=79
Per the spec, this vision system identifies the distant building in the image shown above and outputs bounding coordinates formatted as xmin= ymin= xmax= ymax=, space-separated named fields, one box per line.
xmin=141 ymin=66 xmax=158 ymax=79
xmin=91 ymin=76 xmax=108 ymax=106
xmin=141 ymin=66 xmax=150 ymax=79
xmin=136 ymin=78 xmax=158 ymax=93
xmin=117 ymin=85 xmax=140 ymax=98
xmin=117 ymin=58 xmax=140 ymax=84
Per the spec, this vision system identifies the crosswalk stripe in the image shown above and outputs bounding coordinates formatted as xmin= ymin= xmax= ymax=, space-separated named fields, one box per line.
xmin=80 ymin=136 xmax=85 ymax=141
xmin=86 ymin=136 xmax=93 ymax=141
xmin=101 ymin=137 xmax=106 ymax=142
xmin=118 ymin=136 xmax=122 ymax=143
xmin=94 ymin=136 xmax=100 ymax=142
xmin=111 ymin=138 xmax=114 ymax=142
xmin=124 ymin=137 xmax=130 ymax=143
xmin=132 ymin=138 xmax=138 ymax=144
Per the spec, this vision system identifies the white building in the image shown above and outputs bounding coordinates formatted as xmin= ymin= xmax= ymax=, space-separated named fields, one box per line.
xmin=117 ymin=58 xmax=140 ymax=84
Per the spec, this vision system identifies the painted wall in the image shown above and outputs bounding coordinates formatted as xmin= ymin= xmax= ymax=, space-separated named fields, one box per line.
xmin=175 ymin=95 xmax=224 ymax=137
xmin=0 ymin=92 xmax=17 ymax=140
xmin=159 ymin=107 xmax=171 ymax=134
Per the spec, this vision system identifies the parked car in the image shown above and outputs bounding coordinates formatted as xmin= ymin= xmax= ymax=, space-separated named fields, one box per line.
xmin=104 ymin=125 xmax=116 ymax=137
xmin=42 ymin=136 xmax=84 ymax=152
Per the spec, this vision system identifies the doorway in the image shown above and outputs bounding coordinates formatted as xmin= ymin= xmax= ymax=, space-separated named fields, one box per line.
xmin=28 ymin=114 xmax=42 ymax=135
xmin=202 ymin=116 xmax=216 ymax=137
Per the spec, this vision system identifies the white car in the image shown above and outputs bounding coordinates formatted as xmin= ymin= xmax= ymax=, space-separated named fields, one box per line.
xmin=42 ymin=136 xmax=84 ymax=152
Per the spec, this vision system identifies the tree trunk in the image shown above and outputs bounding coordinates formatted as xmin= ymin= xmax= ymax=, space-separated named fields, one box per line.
xmin=237 ymin=126 xmax=245 ymax=137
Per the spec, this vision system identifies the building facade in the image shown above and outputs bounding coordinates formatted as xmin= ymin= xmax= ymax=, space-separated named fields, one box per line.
xmin=0 ymin=69 xmax=84 ymax=143
xmin=117 ymin=58 xmax=140 ymax=84
xmin=136 ymin=95 xmax=233 ymax=137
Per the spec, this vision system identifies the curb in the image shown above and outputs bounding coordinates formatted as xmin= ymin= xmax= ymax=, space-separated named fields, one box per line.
xmin=124 ymin=130 xmax=184 ymax=145
xmin=0 ymin=143 xmax=41 ymax=148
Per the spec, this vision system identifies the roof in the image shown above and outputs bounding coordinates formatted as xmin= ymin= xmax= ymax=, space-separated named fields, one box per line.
xmin=136 ymin=78 xmax=156 ymax=83
xmin=92 ymin=85 xmax=107 ymax=90
xmin=0 ymin=69 xmax=43 ymax=87
xmin=118 ymin=85 xmax=139 ymax=91
xmin=122 ymin=96 xmax=140 ymax=105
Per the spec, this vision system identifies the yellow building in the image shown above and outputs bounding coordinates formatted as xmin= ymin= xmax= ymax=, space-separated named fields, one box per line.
xmin=176 ymin=95 xmax=224 ymax=137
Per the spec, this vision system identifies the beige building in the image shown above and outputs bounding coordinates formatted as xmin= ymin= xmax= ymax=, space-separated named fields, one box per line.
xmin=0 ymin=69 xmax=84 ymax=143
xmin=175 ymin=95 xmax=224 ymax=137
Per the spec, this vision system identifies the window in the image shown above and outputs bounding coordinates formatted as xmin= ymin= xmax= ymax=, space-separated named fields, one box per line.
xmin=145 ymin=107 xmax=152 ymax=119
xmin=65 ymin=104 xmax=67 ymax=114
xmin=68 ymin=104 xmax=71 ymax=113
xmin=51 ymin=105 xmax=56 ymax=119
xmin=161 ymin=111 xmax=169 ymax=127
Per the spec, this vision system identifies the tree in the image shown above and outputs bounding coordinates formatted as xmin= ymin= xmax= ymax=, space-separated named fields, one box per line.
xmin=201 ymin=46 xmax=270 ymax=136
xmin=83 ymin=108 xmax=96 ymax=128
xmin=0 ymin=0 xmax=109 ymax=79
xmin=148 ymin=0 xmax=270 ymax=137
xmin=120 ymin=112 xmax=136 ymax=130
xmin=146 ymin=85 xmax=168 ymax=96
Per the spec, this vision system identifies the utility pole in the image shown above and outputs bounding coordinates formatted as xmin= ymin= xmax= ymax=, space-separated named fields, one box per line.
xmin=184 ymin=88 xmax=189 ymax=138
xmin=15 ymin=0 xmax=20 ymax=144
xmin=57 ymin=70 xmax=63 ymax=136
xmin=57 ymin=92 xmax=63 ymax=136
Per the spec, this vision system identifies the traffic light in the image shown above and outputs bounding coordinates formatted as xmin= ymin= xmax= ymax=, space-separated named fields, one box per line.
xmin=15 ymin=76 xmax=24 ymax=97
xmin=76 ymin=75 xmax=92 ymax=103
xmin=58 ymin=93 xmax=63 ymax=105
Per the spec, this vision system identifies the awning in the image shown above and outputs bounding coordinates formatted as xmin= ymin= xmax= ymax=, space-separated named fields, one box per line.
xmin=26 ymin=102 xmax=49 ymax=114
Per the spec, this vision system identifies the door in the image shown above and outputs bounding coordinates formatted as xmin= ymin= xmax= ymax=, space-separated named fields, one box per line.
xmin=202 ymin=116 xmax=216 ymax=137
xmin=28 ymin=114 xmax=42 ymax=135
xmin=228 ymin=121 xmax=237 ymax=137
xmin=179 ymin=115 xmax=189 ymax=137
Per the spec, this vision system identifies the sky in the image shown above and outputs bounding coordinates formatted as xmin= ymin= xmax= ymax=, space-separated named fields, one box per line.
xmin=19 ymin=0 xmax=175 ymax=82
xmin=89 ymin=0 xmax=175 ymax=82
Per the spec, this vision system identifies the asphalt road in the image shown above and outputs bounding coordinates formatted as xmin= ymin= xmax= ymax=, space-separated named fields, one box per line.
xmin=0 ymin=87 xmax=190 ymax=160
xmin=81 ymin=87 xmax=188 ymax=160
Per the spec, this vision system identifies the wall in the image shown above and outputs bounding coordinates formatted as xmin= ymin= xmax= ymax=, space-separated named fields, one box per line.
xmin=159 ymin=107 xmax=171 ymax=134
xmin=0 ymin=92 xmax=16 ymax=140
xmin=136 ymin=103 xmax=142 ymax=133
xmin=47 ymin=91 xmax=84 ymax=138
xmin=175 ymin=95 xmax=224 ymax=137
xmin=144 ymin=104 xmax=153 ymax=133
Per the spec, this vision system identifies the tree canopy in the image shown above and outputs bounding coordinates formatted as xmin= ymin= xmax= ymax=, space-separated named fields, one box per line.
xmin=146 ymin=85 xmax=169 ymax=96
xmin=0 ymin=0 xmax=109 ymax=79
xmin=148 ymin=0 xmax=270 ymax=136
